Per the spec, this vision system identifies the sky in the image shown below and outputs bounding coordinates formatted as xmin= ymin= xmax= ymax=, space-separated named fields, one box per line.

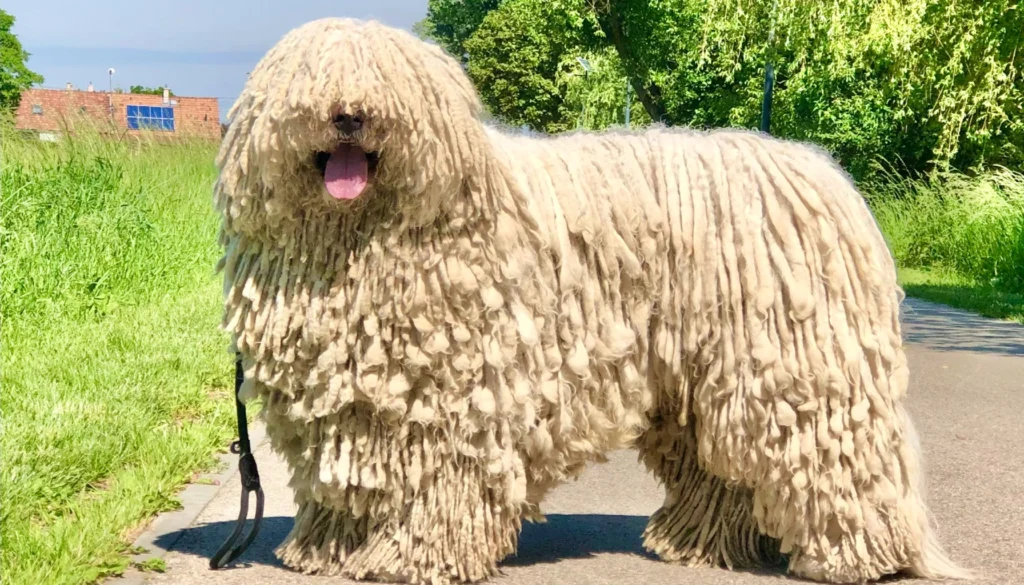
xmin=6 ymin=0 xmax=429 ymax=121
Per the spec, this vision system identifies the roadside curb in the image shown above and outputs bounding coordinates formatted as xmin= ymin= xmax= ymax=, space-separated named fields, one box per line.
xmin=105 ymin=423 xmax=267 ymax=585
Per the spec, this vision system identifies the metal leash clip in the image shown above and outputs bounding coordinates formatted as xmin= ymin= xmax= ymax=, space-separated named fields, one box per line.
xmin=209 ymin=355 xmax=264 ymax=570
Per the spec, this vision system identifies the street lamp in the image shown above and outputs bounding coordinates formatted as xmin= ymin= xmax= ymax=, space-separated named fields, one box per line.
xmin=107 ymin=68 xmax=116 ymax=119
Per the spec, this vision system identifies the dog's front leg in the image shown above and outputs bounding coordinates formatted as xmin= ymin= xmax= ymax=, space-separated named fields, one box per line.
xmin=268 ymin=395 xmax=522 ymax=585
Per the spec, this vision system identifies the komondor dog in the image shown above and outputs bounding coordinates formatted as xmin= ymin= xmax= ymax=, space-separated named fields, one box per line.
xmin=215 ymin=17 xmax=971 ymax=585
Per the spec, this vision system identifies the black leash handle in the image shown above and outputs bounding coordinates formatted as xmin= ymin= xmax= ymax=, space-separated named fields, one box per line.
xmin=209 ymin=354 xmax=264 ymax=570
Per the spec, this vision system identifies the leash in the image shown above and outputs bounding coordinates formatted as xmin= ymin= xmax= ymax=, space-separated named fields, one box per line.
xmin=209 ymin=353 xmax=264 ymax=569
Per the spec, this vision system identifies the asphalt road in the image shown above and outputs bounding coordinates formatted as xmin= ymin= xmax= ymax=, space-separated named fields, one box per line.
xmin=140 ymin=298 xmax=1024 ymax=585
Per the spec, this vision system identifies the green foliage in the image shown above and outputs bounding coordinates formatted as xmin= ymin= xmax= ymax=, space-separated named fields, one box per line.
xmin=129 ymin=85 xmax=174 ymax=96
xmin=0 ymin=9 xmax=44 ymax=111
xmin=692 ymin=0 xmax=1024 ymax=176
xmin=462 ymin=0 xmax=606 ymax=132
xmin=424 ymin=0 xmax=1024 ymax=178
xmin=592 ymin=0 xmax=759 ymax=129
xmin=558 ymin=46 xmax=651 ymax=130
xmin=1 ymin=128 xmax=236 ymax=585
xmin=418 ymin=0 xmax=502 ymax=61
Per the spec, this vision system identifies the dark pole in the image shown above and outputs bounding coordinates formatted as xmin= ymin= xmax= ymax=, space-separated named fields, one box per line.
xmin=762 ymin=0 xmax=778 ymax=135
xmin=761 ymin=62 xmax=774 ymax=134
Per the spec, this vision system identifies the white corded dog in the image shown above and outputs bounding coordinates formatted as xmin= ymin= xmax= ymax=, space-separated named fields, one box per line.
xmin=215 ymin=17 xmax=970 ymax=585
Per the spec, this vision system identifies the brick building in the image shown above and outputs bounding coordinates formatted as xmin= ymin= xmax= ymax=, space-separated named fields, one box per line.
xmin=15 ymin=85 xmax=220 ymax=140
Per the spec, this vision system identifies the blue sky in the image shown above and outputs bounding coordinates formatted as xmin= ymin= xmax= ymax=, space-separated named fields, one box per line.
xmin=7 ymin=0 xmax=429 ymax=121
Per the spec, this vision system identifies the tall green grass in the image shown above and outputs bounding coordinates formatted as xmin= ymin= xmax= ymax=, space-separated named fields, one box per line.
xmin=866 ymin=167 xmax=1024 ymax=321
xmin=867 ymin=167 xmax=1024 ymax=290
xmin=1 ymin=126 xmax=236 ymax=584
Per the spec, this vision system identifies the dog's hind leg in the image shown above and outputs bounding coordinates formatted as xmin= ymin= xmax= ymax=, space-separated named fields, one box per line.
xmin=637 ymin=415 xmax=782 ymax=570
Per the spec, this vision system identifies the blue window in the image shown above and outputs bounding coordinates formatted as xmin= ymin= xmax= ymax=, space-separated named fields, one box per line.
xmin=127 ymin=105 xmax=175 ymax=131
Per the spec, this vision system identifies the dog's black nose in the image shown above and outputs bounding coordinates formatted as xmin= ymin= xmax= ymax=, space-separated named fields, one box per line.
xmin=333 ymin=113 xmax=364 ymax=134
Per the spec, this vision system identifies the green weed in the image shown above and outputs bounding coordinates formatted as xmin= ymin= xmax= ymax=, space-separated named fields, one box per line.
xmin=133 ymin=558 xmax=168 ymax=573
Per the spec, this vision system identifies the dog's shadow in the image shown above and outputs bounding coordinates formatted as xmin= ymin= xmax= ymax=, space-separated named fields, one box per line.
xmin=507 ymin=514 xmax=654 ymax=565
xmin=156 ymin=514 xmax=657 ymax=570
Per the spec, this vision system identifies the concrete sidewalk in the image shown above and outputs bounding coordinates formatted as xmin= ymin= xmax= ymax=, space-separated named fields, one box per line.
xmin=125 ymin=299 xmax=1024 ymax=585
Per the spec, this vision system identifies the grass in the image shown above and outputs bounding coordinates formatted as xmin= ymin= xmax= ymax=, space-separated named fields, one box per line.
xmin=866 ymin=166 xmax=1024 ymax=323
xmin=897 ymin=267 xmax=1024 ymax=324
xmin=1 ymin=124 xmax=237 ymax=585
xmin=866 ymin=167 xmax=1024 ymax=292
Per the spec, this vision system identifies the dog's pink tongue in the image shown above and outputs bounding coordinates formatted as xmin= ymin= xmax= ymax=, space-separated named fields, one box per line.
xmin=324 ymin=144 xmax=368 ymax=200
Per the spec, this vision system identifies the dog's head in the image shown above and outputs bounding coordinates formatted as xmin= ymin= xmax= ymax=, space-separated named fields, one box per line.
xmin=216 ymin=18 xmax=487 ymax=232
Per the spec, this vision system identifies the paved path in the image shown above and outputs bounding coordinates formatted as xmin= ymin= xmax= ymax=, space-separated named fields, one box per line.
xmin=137 ymin=298 xmax=1024 ymax=585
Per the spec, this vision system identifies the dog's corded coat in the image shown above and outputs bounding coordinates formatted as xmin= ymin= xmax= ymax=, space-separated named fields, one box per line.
xmin=215 ymin=18 xmax=970 ymax=585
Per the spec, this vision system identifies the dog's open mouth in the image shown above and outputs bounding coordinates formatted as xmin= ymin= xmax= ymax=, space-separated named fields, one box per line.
xmin=314 ymin=146 xmax=380 ymax=200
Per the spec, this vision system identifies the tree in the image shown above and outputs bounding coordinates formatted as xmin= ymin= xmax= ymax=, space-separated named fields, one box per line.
xmin=676 ymin=0 xmax=1024 ymax=174
xmin=462 ymin=0 xmax=605 ymax=132
xmin=591 ymin=0 xmax=670 ymax=124
xmin=0 ymin=9 xmax=43 ymax=111
xmin=417 ymin=0 xmax=502 ymax=62
xmin=422 ymin=0 xmax=644 ymax=132
xmin=423 ymin=0 xmax=1024 ymax=177
xmin=129 ymin=85 xmax=174 ymax=96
